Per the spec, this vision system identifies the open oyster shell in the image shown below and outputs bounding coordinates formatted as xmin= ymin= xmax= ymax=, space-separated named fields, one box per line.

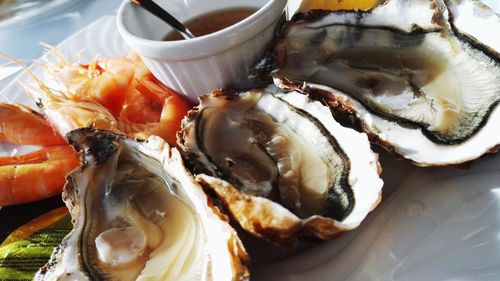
xmin=35 ymin=128 xmax=250 ymax=281
xmin=179 ymin=86 xmax=383 ymax=246
xmin=264 ymin=0 xmax=500 ymax=166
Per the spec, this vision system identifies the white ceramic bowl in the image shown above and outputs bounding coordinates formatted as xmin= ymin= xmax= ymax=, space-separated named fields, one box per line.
xmin=117 ymin=0 xmax=287 ymax=102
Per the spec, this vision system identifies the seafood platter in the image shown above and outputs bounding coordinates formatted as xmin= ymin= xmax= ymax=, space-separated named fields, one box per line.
xmin=0 ymin=0 xmax=499 ymax=280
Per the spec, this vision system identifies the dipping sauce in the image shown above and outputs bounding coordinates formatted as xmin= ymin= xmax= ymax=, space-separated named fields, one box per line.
xmin=163 ymin=7 xmax=258 ymax=41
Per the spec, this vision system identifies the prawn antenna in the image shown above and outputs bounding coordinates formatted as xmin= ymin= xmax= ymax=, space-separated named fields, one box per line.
xmin=0 ymin=52 xmax=56 ymax=102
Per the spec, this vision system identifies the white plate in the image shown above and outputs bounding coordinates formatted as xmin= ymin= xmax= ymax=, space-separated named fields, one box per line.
xmin=1 ymin=14 xmax=499 ymax=281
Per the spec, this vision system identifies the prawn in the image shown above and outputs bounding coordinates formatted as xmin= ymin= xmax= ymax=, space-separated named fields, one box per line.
xmin=0 ymin=102 xmax=80 ymax=206
xmin=121 ymin=72 xmax=190 ymax=145
xmin=142 ymin=92 xmax=190 ymax=146
xmin=0 ymin=103 xmax=65 ymax=146
xmin=0 ymin=145 xmax=79 ymax=206
xmin=43 ymin=47 xmax=136 ymax=117
xmin=0 ymin=51 xmax=121 ymax=139
xmin=24 ymin=48 xmax=191 ymax=147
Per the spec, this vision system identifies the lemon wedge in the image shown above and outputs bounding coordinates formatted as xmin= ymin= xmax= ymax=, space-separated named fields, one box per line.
xmin=298 ymin=0 xmax=381 ymax=12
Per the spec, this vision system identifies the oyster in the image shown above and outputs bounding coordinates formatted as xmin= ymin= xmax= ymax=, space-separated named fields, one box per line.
xmin=35 ymin=128 xmax=249 ymax=281
xmin=179 ymin=86 xmax=383 ymax=246
xmin=265 ymin=0 xmax=500 ymax=166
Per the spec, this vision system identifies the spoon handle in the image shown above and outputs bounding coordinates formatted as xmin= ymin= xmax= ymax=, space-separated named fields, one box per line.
xmin=132 ymin=0 xmax=195 ymax=39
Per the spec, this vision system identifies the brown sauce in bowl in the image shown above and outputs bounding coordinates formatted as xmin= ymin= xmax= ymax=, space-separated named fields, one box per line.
xmin=163 ymin=7 xmax=258 ymax=41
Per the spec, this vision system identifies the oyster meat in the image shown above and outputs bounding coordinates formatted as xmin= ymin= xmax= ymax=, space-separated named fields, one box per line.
xmin=266 ymin=0 xmax=500 ymax=166
xmin=35 ymin=128 xmax=249 ymax=281
xmin=179 ymin=86 xmax=383 ymax=246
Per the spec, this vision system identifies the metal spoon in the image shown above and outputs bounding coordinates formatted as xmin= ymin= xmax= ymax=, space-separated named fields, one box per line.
xmin=131 ymin=0 xmax=195 ymax=40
